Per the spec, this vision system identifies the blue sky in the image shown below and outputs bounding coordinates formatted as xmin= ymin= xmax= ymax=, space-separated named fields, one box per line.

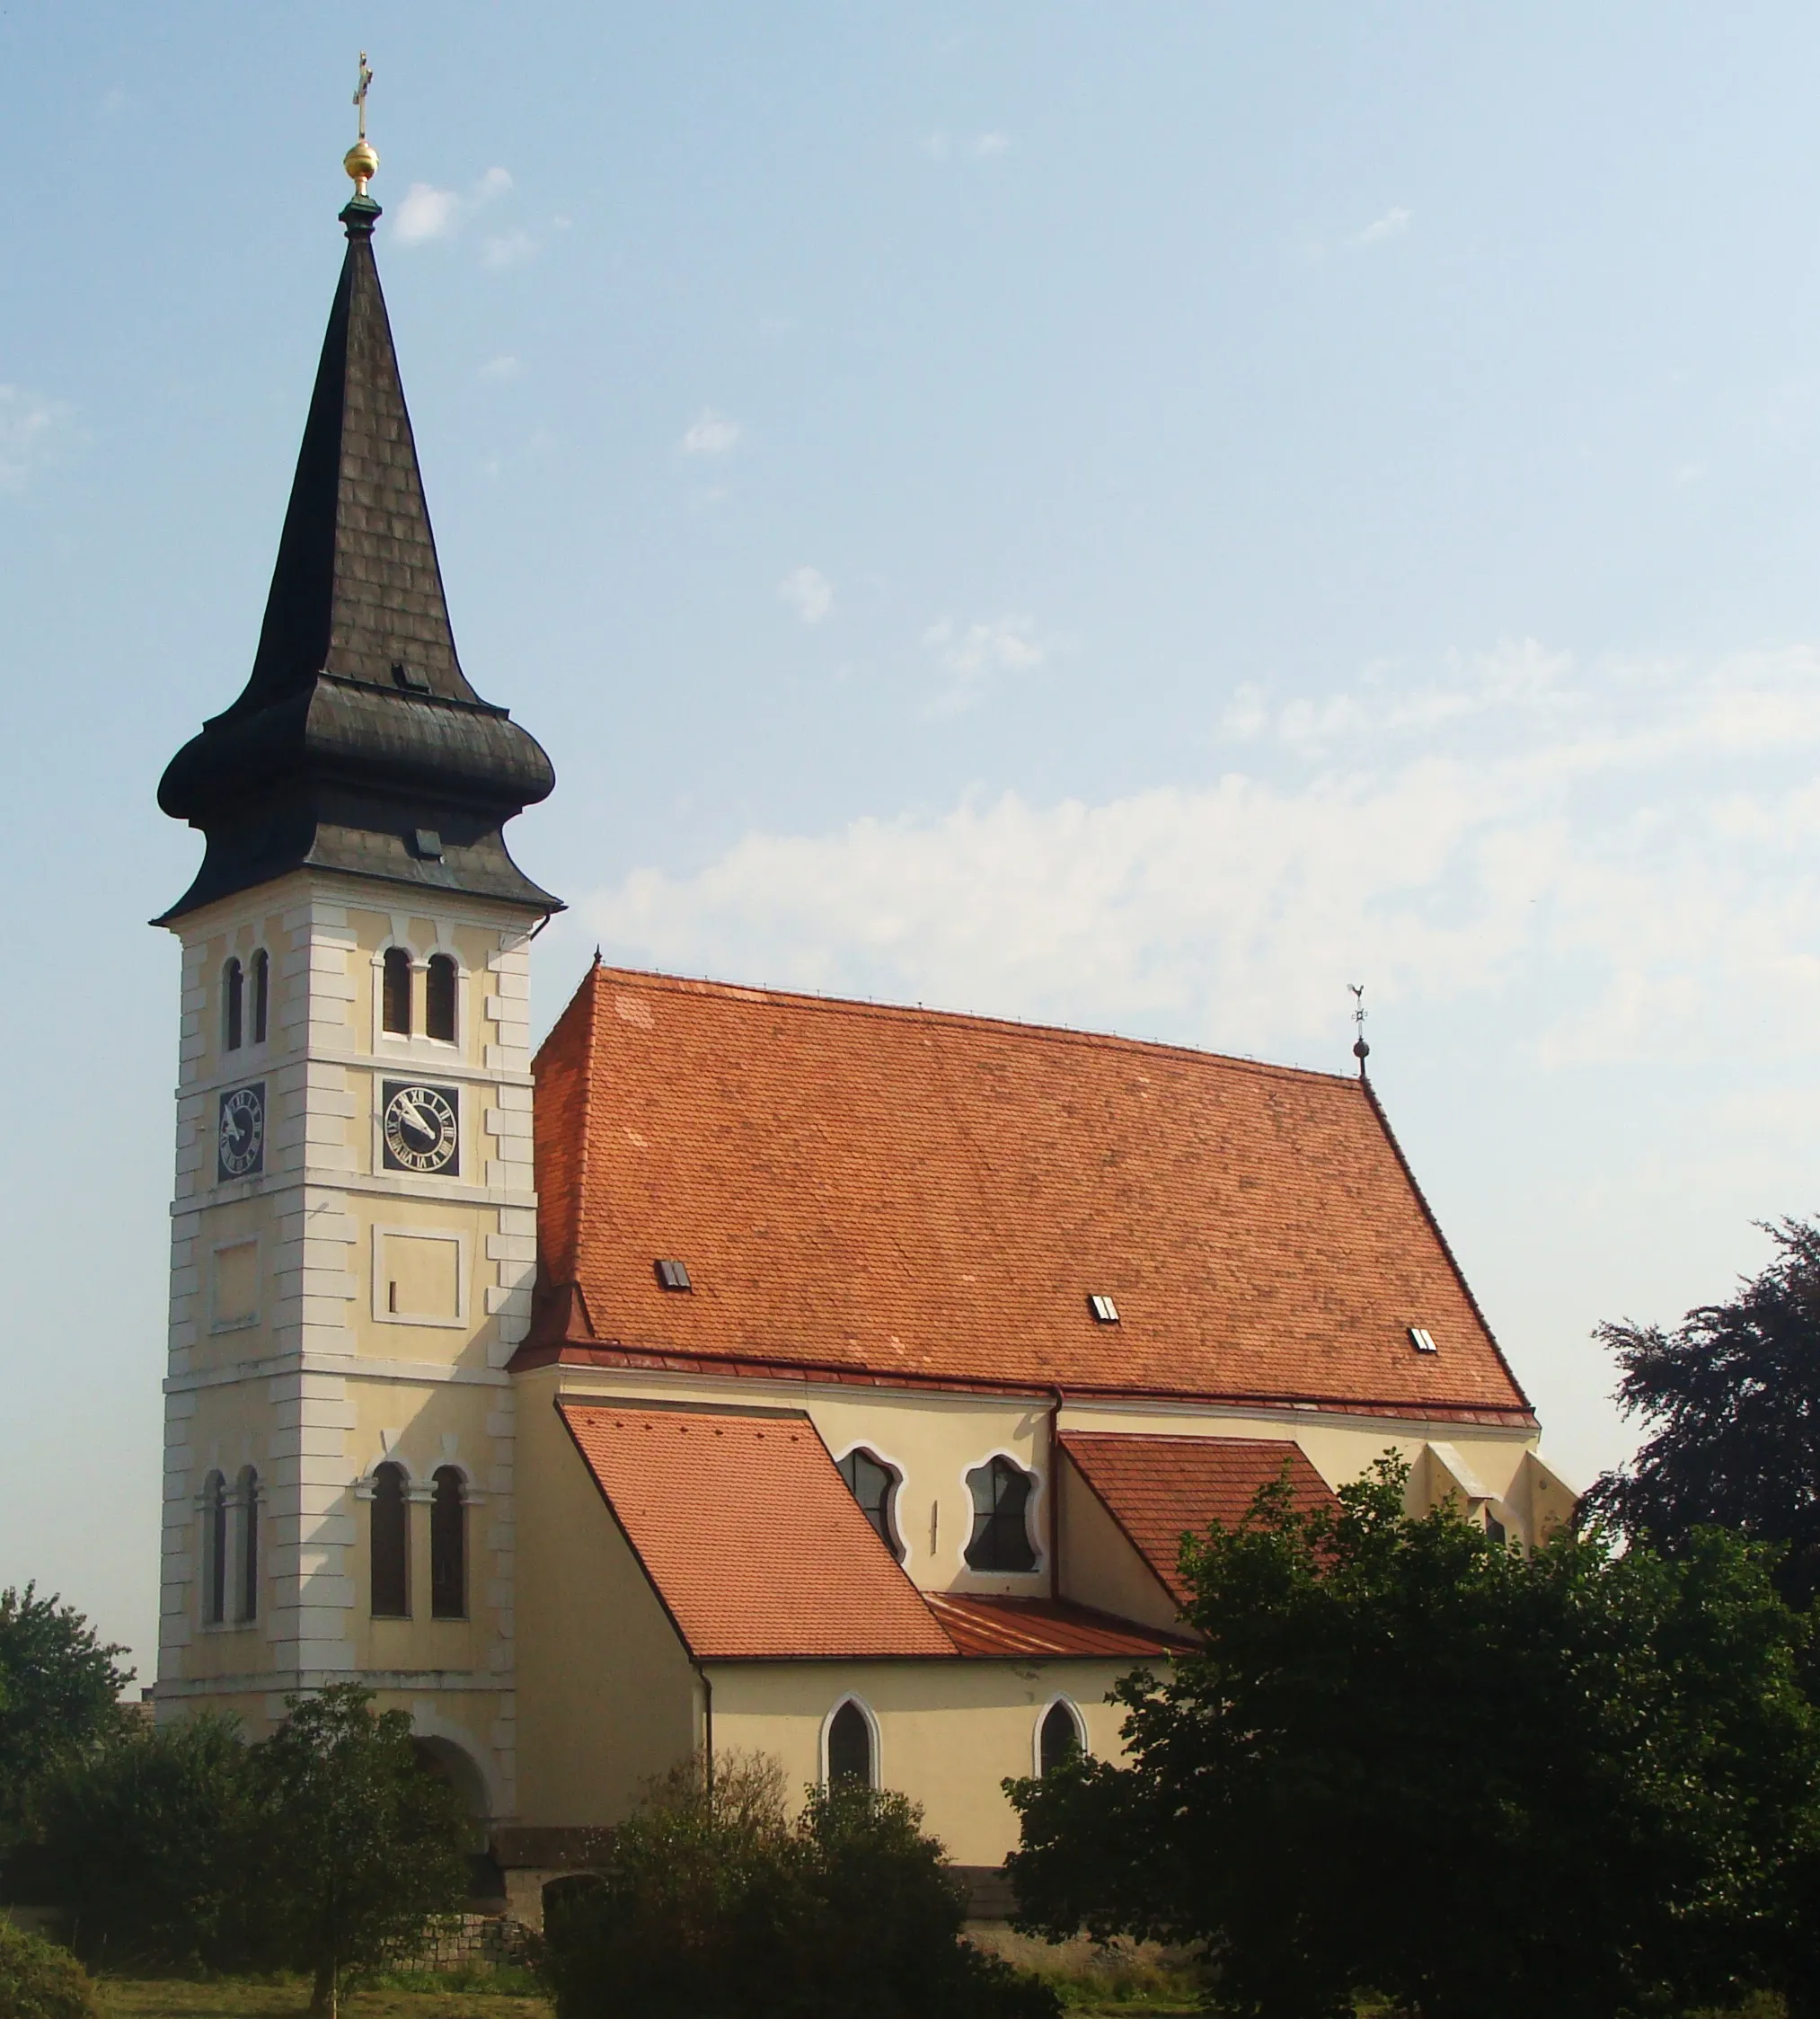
xmin=5 ymin=4 xmax=1820 ymax=1678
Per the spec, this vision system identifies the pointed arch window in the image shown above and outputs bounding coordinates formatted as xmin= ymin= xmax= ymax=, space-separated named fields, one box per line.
xmin=203 ymin=1472 xmax=228 ymax=1625
xmin=1039 ymin=1700 xmax=1084 ymax=1776
xmin=964 ymin=1456 xmax=1038 ymax=1572
xmin=826 ymin=1699 xmax=876 ymax=1787
xmin=426 ymin=954 xmax=458 ymax=1043
xmin=382 ymin=949 xmax=413 ymax=1036
xmin=223 ymin=960 xmax=243 ymax=1052
xmin=250 ymin=950 xmax=269 ymax=1046
xmin=836 ymin=1448 xmax=904 ymax=1561
xmin=237 ymin=1466 xmax=260 ymax=1624
xmin=430 ymin=1466 xmax=466 ymax=1619
xmin=371 ymin=1461 xmax=410 ymax=1616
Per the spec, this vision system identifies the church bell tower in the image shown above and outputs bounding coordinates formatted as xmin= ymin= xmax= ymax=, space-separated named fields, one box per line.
xmin=153 ymin=93 xmax=559 ymax=1831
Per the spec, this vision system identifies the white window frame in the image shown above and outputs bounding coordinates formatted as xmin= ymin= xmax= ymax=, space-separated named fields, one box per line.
xmin=817 ymin=1695 xmax=881 ymax=1789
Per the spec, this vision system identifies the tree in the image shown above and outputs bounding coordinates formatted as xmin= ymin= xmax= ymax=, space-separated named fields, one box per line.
xmin=0 ymin=1586 xmax=131 ymax=1850
xmin=1006 ymin=1458 xmax=1820 ymax=2019
xmin=241 ymin=1685 xmax=469 ymax=2017
xmin=542 ymin=1752 xmax=1058 ymax=2019
xmin=1585 ymin=1216 xmax=1820 ymax=1607
xmin=37 ymin=1712 xmax=252 ymax=1970
xmin=0 ymin=1917 xmax=103 ymax=2019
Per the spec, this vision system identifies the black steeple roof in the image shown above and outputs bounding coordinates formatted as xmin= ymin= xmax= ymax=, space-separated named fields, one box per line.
xmin=156 ymin=190 xmax=559 ymax=923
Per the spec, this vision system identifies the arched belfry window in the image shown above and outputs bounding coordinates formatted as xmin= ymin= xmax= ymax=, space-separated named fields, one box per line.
xmin=964 ymin=1456 xmax=1038 ymax=1572
xmin=203 ymin=1472 xmax=227 ymax=1625
xmin=837 ymin=1448 xmax=904 ymax=1561
xmin=237 ymin=1466 xmax=260 ymax=1624
xmin=382 ymin=948 xmax=413 ymax=1036
xmin=250 ymin=949 xmax=269 ymax=1046
xmin=223 ymin=960 xmax=243 ymax=1052
xmin=430 ymin=1466 xmax=466 ymax=1619
xmin=1039 ymin=1700 xmax=1084 ymax=1776
xmin=371 ymin=1462 xmax=410 ymax=1616
xmin=825 ymin=1699 xmax=876 ymax=1788
xmin=426 ymin=954 xmax=458 ymax=1043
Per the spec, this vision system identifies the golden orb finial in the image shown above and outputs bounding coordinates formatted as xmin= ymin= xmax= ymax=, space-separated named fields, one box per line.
xmin=343 ymin=52 xmax=378 ymax=195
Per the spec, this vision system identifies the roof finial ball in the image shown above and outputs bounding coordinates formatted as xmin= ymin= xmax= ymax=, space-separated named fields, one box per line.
xmin=343 ymin=51 xmax=379 ymax=199
xmin=1348 ymin=982 xmax=1371 ymax=1079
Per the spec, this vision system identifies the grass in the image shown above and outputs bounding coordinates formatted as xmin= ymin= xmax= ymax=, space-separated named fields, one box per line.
xmin=101 ymin=1973 xmax=549 ymax=2019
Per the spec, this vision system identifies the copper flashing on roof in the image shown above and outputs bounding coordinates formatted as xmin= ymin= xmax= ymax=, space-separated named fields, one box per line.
xmin=924 ymin=1593 xmax=1191 ymax=1660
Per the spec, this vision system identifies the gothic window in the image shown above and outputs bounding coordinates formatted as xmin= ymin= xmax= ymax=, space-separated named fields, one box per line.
xmin=1039 ymin=1700 xmax=1083 ymax=1776
xmin=826 ymin=1699 xmax=875 ymax=1787
xmin=250 ymin=949 xmax=269 ymax=1046
xmin=203 ymin=1472 xmax=227 ymax=1625
xmin=964 ymin=1456 xmax=1038 ymax=1572
xmin=836 ymin=1448 xmax=904 ymax=1561
xmin=223 ymin=960 xmax=243 ymax=1051
xmin=371 ymin=1461 xmax=410 ymax=1616
xmin=430 ymin=1466 xmax=466 ymax=1619
xmin=237 ymin=1466 xmax=260 ymax=1624
xmin=382 ymin=948 xmax=413 ymax=1036
xmin=426 ymin=954 xmax=458 ymax=1042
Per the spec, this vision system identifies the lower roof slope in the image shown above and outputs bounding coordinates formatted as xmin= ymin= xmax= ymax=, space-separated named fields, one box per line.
xmin=1063 ymin=1432 xmax=1340 ymax=1606
xmin=528 ymin=965 xmax=1532 ymax=1420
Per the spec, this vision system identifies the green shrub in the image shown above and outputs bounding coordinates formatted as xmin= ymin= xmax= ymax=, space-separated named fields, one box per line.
xmin=542 ymin=1752 xmax=1058 ymax=2019
xmin=37 ymin=1712 xmax=251 ymax=1970
xmin=0 ymin=1920 xmax=102 ymax=2019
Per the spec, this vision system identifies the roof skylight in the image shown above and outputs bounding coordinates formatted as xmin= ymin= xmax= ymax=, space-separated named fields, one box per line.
xmin=655 ymin=1259 xmax=693 ymax=1292
xmin=1409 ymin=1325 xmax=1437 ymax=1354
xmin=1088 ymin=1294 xmax=1120 ymax=1324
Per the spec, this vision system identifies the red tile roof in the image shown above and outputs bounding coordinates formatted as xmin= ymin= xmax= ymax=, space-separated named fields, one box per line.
xmin=559 ymin=1403 xmax=956 ymax=1660
xmin=924 ymin=1593 xmax=1190 ymax=1660
xmin=527 ymin=965 xmax=1531 ymax=1421
xmin=1063 ymin=1431 xmax=1340 ymax=1605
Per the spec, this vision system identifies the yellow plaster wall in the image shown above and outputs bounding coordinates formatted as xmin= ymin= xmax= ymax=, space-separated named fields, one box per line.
xmin=707 ymin=1658 xmax=1144 ymax=1867
xmin=515 ymin=1377 xmax=702 ymax=1825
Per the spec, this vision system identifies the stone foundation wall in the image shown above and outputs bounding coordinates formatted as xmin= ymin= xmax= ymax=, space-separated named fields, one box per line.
xmin=386 ymin=1913 xmax=534 ymax=1971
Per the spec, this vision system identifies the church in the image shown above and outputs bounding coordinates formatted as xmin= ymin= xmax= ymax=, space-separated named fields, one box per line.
xmin=152 ymin=133 xmax=1574 ymax=1922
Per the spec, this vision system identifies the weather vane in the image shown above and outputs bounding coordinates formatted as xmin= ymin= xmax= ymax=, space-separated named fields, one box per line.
xmin=1349 ymin=984 xmax=1370 ymax=1077
xmin=344 ymin=52 xmax=379 ymax=199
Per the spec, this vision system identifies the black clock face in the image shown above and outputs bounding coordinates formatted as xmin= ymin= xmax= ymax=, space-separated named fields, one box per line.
xmin=381 ymin=1080 xmax=460 ymax=1175
xmin=217 ymin=1084 xmax=265 ymax=1182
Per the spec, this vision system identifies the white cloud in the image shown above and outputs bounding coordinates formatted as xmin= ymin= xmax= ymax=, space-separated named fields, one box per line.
xmin=393 ymin=166 xmax=517 ymax=249
xmin=482 ymin=230 xmax=536 ymax=269
xmin=921 ymin=615 xmax=1047 ymax=715
xmin=395 ymin=182 xmax=461 ymax=244
xmin=923 ymin=130 xmax=1012 ymax=162
xmin=0 ymin=385 xmax=71 ymax=492
xmin=974 ymin=133 xmax=1012 ymax=156
xmin=580 ymin=641 xmax=1820 ymax=1073
xmin=779 ymin=565 xmax=834 ymax=625
xmin=481 ymin=355 xmax=520 ymax=380
xmin=1354 ymin=205 xmax=1412 ymax=247
xmin=682 ymin=410 xmax=743 ymax=456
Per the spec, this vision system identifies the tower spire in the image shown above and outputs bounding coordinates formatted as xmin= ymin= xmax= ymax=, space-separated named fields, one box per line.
xmin=156 ymin=84 xmax=558 ymax=924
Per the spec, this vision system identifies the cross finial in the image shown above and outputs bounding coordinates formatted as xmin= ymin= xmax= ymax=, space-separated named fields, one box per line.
xmin=343 ymin=52 xmax=380 ymax=204
xmin=1349 ymin=983 xmax=1371 ymax=1077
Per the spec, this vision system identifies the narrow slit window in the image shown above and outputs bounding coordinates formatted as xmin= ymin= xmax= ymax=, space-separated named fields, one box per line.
xmin=964 ymin=1456 xmax=1038 ymax=1572
xmin=382 ymin=948 xmax=413 ymax=1036
xmin=250 ymin=949 xmax=269 ymax=1046
xmin=203 ymin=1472 xmax=227 ymax=1625
xmin=1039 ymin=1700 xmax=1083 ymax=1775
xmin=238 ymin=1466 xmax=260 ymax=1623
xmin=370 ymin=1461 xmax=410 ymax=1617
xmin=426 ymin=955 xmax=457 ymax=1043
xmin=430 ymin=1466 xmax=466 ymax=1619
xmin=826 ymin=1701 xmax=875 ymax=1787
xmin=223 ymin=960 xmax=243 ymax=1052
xmin=837 ymin=1448 xmax=904 ymax=1561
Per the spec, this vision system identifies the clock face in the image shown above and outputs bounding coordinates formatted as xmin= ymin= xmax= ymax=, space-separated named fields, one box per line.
xmin=216 ymin=1084 xmax=265 ymax=1182
xmin=381 ymin=1080 xmax=460 ymax=1175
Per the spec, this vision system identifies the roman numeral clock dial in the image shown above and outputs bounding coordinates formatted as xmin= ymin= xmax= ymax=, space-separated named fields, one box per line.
xmin=381 ymin=1080 xmax=460 ymax=1175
